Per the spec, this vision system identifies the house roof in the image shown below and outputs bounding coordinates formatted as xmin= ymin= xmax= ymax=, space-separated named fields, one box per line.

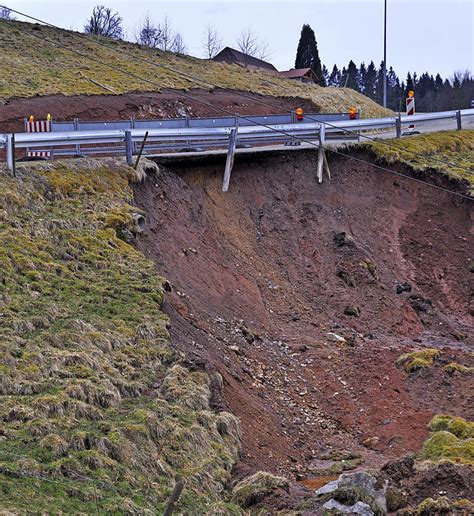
xmin=213 ymin=47 xmax=277 ymax=72
xmin=279 ymin=68 xmax=316 ymax=79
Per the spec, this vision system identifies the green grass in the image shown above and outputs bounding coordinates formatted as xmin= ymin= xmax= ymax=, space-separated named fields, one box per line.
xmin=0 ymin=19 xmax=391 ymax=117
xmin=365 ymin=130 xmax=474 ymax=190
xmin=421 ymin=415 xmax=474 ymax=464
xmin=0 ymin=158 xmax=241 ymax=513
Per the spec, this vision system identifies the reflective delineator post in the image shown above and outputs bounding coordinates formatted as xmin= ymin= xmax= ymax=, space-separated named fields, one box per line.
xmin=406 ymin=91 xmax=415 ymax=131
xmin=456 ymin=111 xmax=462 ymax=130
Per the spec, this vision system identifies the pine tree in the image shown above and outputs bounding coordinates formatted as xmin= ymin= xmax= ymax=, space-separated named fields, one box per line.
xmin=375 ymin=61 xmax=385 ymax=104
xmin=321 ymin=65 xmax=329 ymax=86
xmin=345 ymin=60 xmax=359 ymax=91
xmin=365 ymin=61 xmax=377 ymax=100
xmin=328 ymin=65 xmax=341 ymax=87
xmin=405 ymin=72 xmax=414 ymax=96
xmin=387 ymin=66 xmax=402 ymax=111
xmin=358 ymin=62 xmax=367 ymax=94
xmin=295 ymin=24 xmax=325 ymax=86
xmin=339 ymin=67 xmax=347 ymax=87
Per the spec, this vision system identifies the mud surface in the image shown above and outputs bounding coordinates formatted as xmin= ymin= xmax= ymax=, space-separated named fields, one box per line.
xmin=0 ymin=89 xmax=317 ymax=133
xmin=133 ymin=150 xmax=473 ymax=481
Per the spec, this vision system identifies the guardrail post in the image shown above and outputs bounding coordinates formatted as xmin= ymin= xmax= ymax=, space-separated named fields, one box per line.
xmin=319 ymin=123 xmax=326 ymax=145
xmin=6 ymin=134 xmax=15 ymax=176
xmin=456 ymin=110 xmax=462 ymax=130
xmin=222 ymin=128 xmax=237 ymax=192
xmin=74 ymin=118 xmax=81 ymax=156
xmin=125 ymin=130 xmax=133 ymax=166
xmin=395 ymin=114 xmax=401 ymax=138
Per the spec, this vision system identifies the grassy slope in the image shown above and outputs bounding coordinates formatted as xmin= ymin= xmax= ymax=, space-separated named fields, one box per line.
xmin=0 ymin=20 xmax=392 ymax=117
xmin=364 ymin=130 xmax=474 ymax=191
xmin=0 ymin=160 xmax=241 ymax=513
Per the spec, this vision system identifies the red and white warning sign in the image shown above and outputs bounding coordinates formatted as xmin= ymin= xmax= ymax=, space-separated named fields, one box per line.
xmin=26 ymin=120 xmax=51 ymax=133
xmin=406 ymin=91 xmax=415 ymax=130
xmin=25 ymin=115 xmax=52 ymax=158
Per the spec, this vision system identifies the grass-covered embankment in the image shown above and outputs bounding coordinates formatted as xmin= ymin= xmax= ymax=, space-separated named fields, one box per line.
xmin=0 ymin=159 xmax=241 ymax=513
xmin=365 ymin=130 xmax=474 ymax=192
xmin=0 ymin=19 xmax=391 ymax=117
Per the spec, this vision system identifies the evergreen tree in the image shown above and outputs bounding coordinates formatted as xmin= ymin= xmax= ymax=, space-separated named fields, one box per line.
xmin=375 ymin=61 xmax=385 ymax=104
xmin=339 ymin=66 xmax=347 ymax=87
xmin=328 ymin=64 xmax=341 ymax=86
xmin=345 ymin=60 xmax=359 ymax=91
xmin=321 ymin=65 xmax=329 ymax=86
xmin=295 ymin=24 xmax=325 ymax=86
xmin=358 ymin=62 xmax=367 ymax=94
xmin=405 ymin=72 xmax=414 ymax=96
xmin=387 ymin=66 xmax=402 ymax=111
xmin=364 ymin=61 xmax=377 ymax=100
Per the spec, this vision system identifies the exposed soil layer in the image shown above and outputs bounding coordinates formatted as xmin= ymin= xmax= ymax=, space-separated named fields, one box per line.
xmin=0 ymin=89 xmax=318 ymax=133
xmin=133 ymin=150 xmax=473 ymax=482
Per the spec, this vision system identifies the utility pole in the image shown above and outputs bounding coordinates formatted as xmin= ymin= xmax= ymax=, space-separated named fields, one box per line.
xmin=383 ymin=0 xmax=387 ymax=108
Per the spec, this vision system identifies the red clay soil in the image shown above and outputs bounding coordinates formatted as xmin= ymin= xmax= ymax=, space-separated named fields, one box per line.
xmin=132 ymin=149 xmax=473 ymax=483
xmin=0 ymin=88 xmax=318 ymax=133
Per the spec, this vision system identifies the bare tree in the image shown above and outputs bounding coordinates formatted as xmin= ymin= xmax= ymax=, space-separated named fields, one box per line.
xmin=236 ymin=28 xmax=271 ymax=65
xmin=236 ymin=28 xmax=258 ymax=60
xmin=135 ymin=14 xmax=162 ymax=48
xmin=0 ymin=6 xmax=16 ymax=20
xmin=202 ymin=25 xmax=222 ymax=59
xmin=171 ymin=33 xmax=186 ymax=54
xmin=84 ymin=5 xmax=123 ymax=40
xmin=256 ymin=40 xmax=271 ymax=61
xmin=158 ymin=16 xmax=174 ymax=51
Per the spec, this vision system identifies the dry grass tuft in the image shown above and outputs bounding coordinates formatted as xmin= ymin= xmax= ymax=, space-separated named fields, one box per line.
xmin=397 ymin=348 xmax=440 ymax=373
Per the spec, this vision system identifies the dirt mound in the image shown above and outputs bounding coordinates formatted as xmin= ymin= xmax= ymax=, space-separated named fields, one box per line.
xmin=0 ymin=89 xmax=319 ymax=134
xmin=133 ymin=149 xmax=473 ymax=480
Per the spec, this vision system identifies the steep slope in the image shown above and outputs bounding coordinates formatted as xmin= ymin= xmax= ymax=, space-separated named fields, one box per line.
xmin=0 ymin=20 xmax=391 ymax=117
xmin=133 ymin=141 xmax=473 ymax=481
xmin=0 ymin=159 xmax=241 ymax=513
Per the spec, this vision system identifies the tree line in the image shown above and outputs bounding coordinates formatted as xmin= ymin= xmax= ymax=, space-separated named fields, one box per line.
xmin=294 ymin=24 xmax=473 ymax=111
xmin=321 ymin=61 xmax=474 ymax=112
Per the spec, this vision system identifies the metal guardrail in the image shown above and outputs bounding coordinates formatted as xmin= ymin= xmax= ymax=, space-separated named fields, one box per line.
xmin=1 ymin=109 xmax=473 ymax=173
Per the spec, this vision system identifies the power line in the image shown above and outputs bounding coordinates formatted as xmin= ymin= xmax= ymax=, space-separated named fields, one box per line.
xmin=0 ymin=14 xmax=472 ymax=201
xmin=3 ymin=5 xmax=471 ymax=175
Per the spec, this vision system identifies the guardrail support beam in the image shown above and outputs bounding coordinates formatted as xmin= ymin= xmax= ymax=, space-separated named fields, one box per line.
xmin=456 ymin=111 xmax=462 ymax=130
xmin=395 ymin=114 xmax=401 ymax=138
xmin=222 ymin=128 xmax=237 ymax=192
xmin=125 ymin=130 xmax=133 ymax=166
xmin=6 ymin=134 xmax=15 ymax=175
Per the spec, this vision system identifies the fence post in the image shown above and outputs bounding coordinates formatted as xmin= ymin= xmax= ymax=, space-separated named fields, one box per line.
xmin=125 ymin=130 xmax=133 ymax=166
xmin=6 ymin=134 xmax=15 ymax=176
xmin=456 ymin=110 xmax=462 ymax=130
xmin=395 ymin=114 xmax=402 ymax=138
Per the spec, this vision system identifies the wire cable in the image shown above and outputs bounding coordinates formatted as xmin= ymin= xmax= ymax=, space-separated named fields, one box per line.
xmin=3 ymin=5 xmax=472 ymax=174
xmin=0 ymin=14 xmax=472 ymax=201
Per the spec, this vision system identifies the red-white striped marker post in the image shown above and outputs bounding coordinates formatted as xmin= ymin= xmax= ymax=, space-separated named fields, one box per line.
xmin=406 ymin=91 xmax=415 ymax=131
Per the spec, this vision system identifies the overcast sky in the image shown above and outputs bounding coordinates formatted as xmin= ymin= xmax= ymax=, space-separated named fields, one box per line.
xmin=5 ymin=0 xmax=473 ymax=79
